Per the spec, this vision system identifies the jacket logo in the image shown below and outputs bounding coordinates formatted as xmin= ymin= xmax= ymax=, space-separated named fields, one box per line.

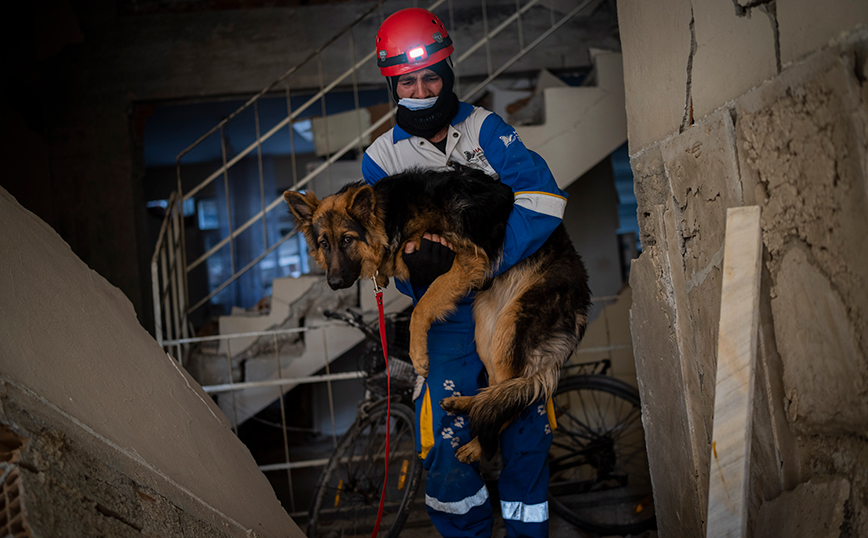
xmin=463 ymin=147 xmax=487 ymax=165
xmin=499 ymin=132 xmax=520 ymax=148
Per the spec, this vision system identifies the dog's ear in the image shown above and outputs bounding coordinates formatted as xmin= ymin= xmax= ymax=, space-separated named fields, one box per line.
xmin=347 ymin=185 xmax=375 ymax=223
xmin=283 ymin=190 xmax=319 ymax=227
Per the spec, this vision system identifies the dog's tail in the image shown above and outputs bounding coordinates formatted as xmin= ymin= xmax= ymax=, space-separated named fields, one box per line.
xmin=468 ymin=369 xmax=558 ymax=458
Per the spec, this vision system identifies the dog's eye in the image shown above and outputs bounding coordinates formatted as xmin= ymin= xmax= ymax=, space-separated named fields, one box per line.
xmin=342 ymin=236 xmax=354 ymax=247
xmin=319 ymin=239 xmax=329 ymax=250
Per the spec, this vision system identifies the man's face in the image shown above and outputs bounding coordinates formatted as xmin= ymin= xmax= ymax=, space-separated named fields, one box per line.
xmin=395 ymin=69 xmax=443 ymax=99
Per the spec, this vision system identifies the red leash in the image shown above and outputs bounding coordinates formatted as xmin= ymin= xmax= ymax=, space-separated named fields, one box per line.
xmin=370 ymin=276 xmax=391 ymax=538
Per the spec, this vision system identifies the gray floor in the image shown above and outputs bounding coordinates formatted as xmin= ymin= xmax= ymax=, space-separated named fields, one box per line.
xmin=388 ymin=453 xmax=657 ymax=538
xmin=398 ymin=510 xmax=657 ymax=538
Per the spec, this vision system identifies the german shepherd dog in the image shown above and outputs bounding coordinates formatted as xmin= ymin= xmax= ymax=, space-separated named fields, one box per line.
xmin=284 ymin=168 xmax=591 ymax=462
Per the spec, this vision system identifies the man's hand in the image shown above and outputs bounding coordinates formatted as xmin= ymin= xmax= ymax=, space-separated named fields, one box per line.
xmin=403 ymin=233 xmax=455 ymax=287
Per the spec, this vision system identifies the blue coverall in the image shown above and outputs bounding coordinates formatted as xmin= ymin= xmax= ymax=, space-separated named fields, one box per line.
xmin=363 ymin=102 xmax=565 ymax=538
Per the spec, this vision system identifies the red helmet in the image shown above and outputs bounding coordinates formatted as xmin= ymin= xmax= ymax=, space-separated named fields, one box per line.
xmin=375 ymin=8 xmax=454 ymax=77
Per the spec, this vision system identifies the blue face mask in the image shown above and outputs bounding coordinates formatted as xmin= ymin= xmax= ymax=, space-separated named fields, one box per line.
xmin=398 ymin=96 xmax=439 ymax=111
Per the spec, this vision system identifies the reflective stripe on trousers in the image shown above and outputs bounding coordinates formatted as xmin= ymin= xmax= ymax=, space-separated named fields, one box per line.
xmin=426 ymin=485 xmax=490 ymax=515
xmin=500 ymin=500 xmax=549 ymax=523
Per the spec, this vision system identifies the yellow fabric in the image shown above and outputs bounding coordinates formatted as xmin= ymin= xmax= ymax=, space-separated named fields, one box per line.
xmin=420 ymin=383 xmax=435 ymax=459
xmin=546 ymin=398 xmax=557 ymax=431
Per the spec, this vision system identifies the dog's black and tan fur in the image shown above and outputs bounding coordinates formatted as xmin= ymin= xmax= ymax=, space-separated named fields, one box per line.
xmin=284 ymin=168 xmax=591 ymax=462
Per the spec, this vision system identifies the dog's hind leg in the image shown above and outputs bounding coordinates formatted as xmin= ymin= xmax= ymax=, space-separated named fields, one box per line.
xmin=455 ymin=437 xmax=483 ymax=463
xmin=408 ymin=251 xmax=488 ymax=377
xmin=440 ymin=395 xmax=474 ymax=414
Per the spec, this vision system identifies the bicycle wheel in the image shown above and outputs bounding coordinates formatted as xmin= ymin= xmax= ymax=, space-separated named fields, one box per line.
xmin=307 ymin=401 xmax=422 ymax=538
xmin=548 ymin=374 xmax=656 ymax=535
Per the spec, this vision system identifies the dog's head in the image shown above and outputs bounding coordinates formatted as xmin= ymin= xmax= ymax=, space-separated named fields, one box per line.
xmin=283 ymin=184 xmax=387 ymax=290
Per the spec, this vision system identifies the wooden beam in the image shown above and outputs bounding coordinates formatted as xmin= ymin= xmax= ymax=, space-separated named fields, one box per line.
xmin=706 ymin=206 xmax=763 ymax=538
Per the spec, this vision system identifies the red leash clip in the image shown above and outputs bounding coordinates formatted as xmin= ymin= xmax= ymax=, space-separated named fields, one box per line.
xmin=370 ymin=274 xmax=391 ymax=538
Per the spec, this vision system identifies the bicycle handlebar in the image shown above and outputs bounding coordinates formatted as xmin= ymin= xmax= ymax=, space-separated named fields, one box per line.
xmin=323 ymin=309 xmax=379 ymax=339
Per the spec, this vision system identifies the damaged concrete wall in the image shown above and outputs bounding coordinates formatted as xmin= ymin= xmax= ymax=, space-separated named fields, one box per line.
xmin=0 ymin=186 xmax=303 ymax=537
xmin=618 ymin=1 xmax=868 ymax=536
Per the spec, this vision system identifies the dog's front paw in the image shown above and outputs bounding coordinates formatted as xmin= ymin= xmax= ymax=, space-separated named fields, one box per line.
xmin=409 ymin=345 xmax=429 ymax=378
xmin=455 ymin=438 xmax=483 ymax=463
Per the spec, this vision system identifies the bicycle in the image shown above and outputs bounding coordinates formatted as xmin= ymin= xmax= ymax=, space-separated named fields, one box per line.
xmin=307 ymin=311 xmax=656 ymax=537
xmin=306 ymin=308 xmax=422 ymax=538
xmin=548 ymin=360 xmax=656 ymax=535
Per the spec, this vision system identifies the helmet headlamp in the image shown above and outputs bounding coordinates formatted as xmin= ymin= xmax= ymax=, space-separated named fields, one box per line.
xmin=408 ymin=46 xmax=427 ymax=61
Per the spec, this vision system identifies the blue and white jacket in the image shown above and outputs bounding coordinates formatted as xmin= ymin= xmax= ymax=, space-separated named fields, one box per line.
xmin=362 ymin=102 xmax=567 ymax=301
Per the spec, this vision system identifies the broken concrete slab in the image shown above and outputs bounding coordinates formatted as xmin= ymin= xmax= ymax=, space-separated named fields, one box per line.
xmin=661 ymin=109 xmax=744 ymax=278
xmin=660 ymin=206 xmax=709 ymax=521
xmin=684 ymin=265 xmax=720 ymax=461
xmin=656 ymin=110 xmax=747 ymax=449
xmin=754 ymin=477 xmax=850 ymax=538
xmin=629 ymin=225 xmax=705 ymax=538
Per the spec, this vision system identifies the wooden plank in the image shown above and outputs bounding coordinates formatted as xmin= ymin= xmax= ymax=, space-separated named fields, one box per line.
xmin=706 ymin=206 xmax=763 ymax=538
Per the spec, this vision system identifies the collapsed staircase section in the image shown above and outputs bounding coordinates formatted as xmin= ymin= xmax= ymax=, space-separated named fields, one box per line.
xmin=0 ymin=186 xmax=303 ymax=538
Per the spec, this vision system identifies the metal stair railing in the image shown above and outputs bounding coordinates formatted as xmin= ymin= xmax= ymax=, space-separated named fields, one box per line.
xmin=151 ymin=0 xmax=604 ymax=352
xmin=157 ymin=293 xmax=624 ymax=516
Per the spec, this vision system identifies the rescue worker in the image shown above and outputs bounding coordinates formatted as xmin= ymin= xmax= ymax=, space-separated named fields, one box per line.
xmin=362 ymin=8 xmax=566 ymax=538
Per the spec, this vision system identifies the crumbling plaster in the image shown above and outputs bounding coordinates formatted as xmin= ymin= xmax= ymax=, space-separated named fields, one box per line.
xmin=753 ymin=477 xmax=851 ymax=538
xmin=0 ymin=383 xmax=246 ymax=538
xmin=736 ymin=47 xmax=868 ymax=436
xmin=624 ymin=16 xmax=868 ymax=538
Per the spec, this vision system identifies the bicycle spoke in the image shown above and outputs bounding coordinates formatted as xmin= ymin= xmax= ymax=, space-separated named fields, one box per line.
xmin=554 ymin=402 xmax=601 ymax=440
xmin=553 ymin=420 xmax=598 ymax=444
xmin=589 ymin=387 xmax=611 ymax=435
xmin=609 ymin=407 xmax=641 ymax=439
xmin=549 ymin=450 xmax=589 ymax=469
